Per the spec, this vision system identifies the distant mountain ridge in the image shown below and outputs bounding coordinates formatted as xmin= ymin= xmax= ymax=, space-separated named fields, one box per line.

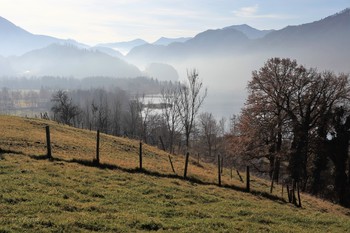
xmin=224 ymin=24 xmax=274 ymax=39
xmin=127 ymin=8 xmax=350 ymax=69
xmin=261 ymin=8 xmax=350 ymax=46
xmin=152 ymin=37 xmax=191 ymax=45
xmin=3 ymin=44 xmax=141 ymax=78
xmin=0 ymin=16 xmax=88 ymax=56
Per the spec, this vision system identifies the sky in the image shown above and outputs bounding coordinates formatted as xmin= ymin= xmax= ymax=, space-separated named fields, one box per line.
xmin=0 ymin=0 xmax=349 ymax=45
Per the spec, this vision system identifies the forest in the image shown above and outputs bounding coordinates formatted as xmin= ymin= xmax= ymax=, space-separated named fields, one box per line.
xmin=1 ymin=58 xmax=350 ymax=207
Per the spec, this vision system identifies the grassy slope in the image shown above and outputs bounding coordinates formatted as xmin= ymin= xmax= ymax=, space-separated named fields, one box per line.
xmin=0 ymin=115 xmax=349 ymax=232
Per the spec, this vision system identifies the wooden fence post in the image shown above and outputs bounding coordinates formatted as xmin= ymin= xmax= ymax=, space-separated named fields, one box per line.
xmin=139 ymin=141 xmax=143 ymax=170
xmin=286 ymin=185 xmax=291 ymax=203
xmin=159 ymin=136 xmax=166 ymax=151
xmin=184 ymin=152 xmax=190 ymax=179
xmin=297 ymin=182 xmax=302 ymax=208
xmin=217 ymin=154 xmax=222 ymax=186
xmin=270 ymin=174 xmax=275 ymax=194
xmin=220 ymin=156 xmax=224 ymax=174
xmin=168 ymin=155 xmax=176 ymax=174
xmin=270 ymin=157 xmax=280 ymax=193
xmin=237 ymin=170 xmax=244 ymax=183
xmin=45 ymin=126 xmax=52 ymax=159
xmin=95 ymin=130 xmax=100 ymax=165
xmin=246 ymin=166 xmax=250 ymax=192
xmin=292 ymin=179 xmax=297 ymax=205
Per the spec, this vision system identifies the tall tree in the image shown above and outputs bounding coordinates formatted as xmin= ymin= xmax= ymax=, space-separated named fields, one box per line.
xmin=310 ymin=72 xmax=349 ymax=194
xmin=327 ymin=106 xmax=350 ymax=206
xmin=244 ymin=58 xmax=297 ymax=178
xmin=177 ymin=69 xmax=207 ymax=150
xmin=161 ymin=83 xmax=181 ymax=153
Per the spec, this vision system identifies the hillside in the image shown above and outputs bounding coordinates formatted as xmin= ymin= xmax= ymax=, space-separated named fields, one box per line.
xmin=4 ymin=44 xmax=142 ymax=78
xmin=0 ymin=115 xmax=349 ymax=232
xmin=0 ymin=16 xmax=87 ymax=57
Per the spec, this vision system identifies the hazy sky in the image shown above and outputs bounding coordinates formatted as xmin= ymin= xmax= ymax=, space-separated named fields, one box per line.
xmin=0 ymin=0 xmax=349 ymax=45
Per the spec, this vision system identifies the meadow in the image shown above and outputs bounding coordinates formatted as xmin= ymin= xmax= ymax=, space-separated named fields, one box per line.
xmin=0 ymin=115 xmax=349 ymax=232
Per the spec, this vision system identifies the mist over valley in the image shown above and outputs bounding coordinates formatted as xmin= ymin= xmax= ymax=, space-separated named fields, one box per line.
xmin=1 ymin=9 xmax=350 ymax=119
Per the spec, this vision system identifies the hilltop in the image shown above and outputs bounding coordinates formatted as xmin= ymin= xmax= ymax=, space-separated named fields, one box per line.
xmin=0 ymin=115 xmax=349 ymax=232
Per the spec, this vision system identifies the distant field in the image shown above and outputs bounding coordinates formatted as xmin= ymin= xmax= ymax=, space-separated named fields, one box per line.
xmin=0 ymin=115 xmax=349 ymax=232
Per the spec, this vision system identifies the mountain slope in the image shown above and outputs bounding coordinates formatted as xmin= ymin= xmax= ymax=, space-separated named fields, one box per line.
xmin=6 ymin=44 xmax=141 ymax=78
xmin=0 ymin=16 xmax=87 ymax=56
xmin=127 ymin=27 xmax=249 ymax=63
xmin=261 ymin=8 xmax=350 ymax=47
xmin=253 ymin=8 xmax=350 ymax=72
xmin=0 ymin=115 xmax=349 ymax=232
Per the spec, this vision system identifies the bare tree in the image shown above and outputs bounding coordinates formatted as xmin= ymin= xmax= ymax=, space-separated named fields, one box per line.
xmin=96 ymin=90 xmax=110 ymax=133
xmin=124 ymin=96 xmax=142 ymax=138
xmin=161 ymin=83 xmax=181 ymax=153
xmin=177 ymin=69 xmax=207 ymax=150
xmin=51 ymin=90 xmax=80 ymax=125
xmin=199 ymin=112 xmax=218 ymax=158
xmin=139 ymin=94 xmax=153 ymax=143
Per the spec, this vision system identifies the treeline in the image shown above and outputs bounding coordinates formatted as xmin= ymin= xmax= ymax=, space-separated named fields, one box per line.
xmin=0 ymin=76 xmax=167 ymax=116
xmin=0 ymin=76 xmax=163 ymax=95
xmin=231 ymin=58 xmax=350 ymax=206
xmin=50 ymin=70 xmax=229 ymax=161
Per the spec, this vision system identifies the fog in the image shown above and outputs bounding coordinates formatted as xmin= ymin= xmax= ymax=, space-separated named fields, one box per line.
xmin=1 ymin=9 xmax=350 ymax=120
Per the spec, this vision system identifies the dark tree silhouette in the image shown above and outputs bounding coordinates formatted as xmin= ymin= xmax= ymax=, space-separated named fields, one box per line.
xmin=51 ymin=90 xmax=81 ymax=126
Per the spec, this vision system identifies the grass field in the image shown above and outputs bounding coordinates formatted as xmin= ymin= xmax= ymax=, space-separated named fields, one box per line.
xmin=0 ymin=115 xmax=349 ymax=232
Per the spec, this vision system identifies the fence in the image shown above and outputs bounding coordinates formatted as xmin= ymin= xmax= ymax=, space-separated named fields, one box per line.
xmin=42 ymin=125 xmax=300 ymax=206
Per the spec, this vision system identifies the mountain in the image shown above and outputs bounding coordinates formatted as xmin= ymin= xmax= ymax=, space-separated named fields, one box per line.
xmin=127 ymin=9 xmax=350 ymax=71
xmin=4 ymin=44 xmax=141 ymax=78
xmin=255 ymin=8 xmax=350 ymax=71
xmin=224 ymin=24 xmax=274 ymax=39
xmin=261 ymin=8 xmax=350 ymax=46
xmin=0 ymin=16 xmax=88 ymax=56
xmin=186 ymin=28 xmax=248 ymax=50
xmin=143 ymin=63 xmax=179 ymax=81
xmin=91 ymin=46 xmax=124 ymax=59
xmin=129 ymin=8 xmax=350 ymax=57
xmin=97 ymin=39 xmax=148 ymax=55
xmin=127 ymin=27 xmax=249 ymax=63
xmin=153 ymin=37 xmax=191 ymax=46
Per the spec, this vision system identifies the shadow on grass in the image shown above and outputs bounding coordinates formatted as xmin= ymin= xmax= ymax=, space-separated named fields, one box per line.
xmin=0 ymin=148 xmax=25 ymax=156
xmin=0 ymin=148 xmax=26 ymax=160
xmin=5 ymin=148 xmax=287 ymax=204
xmin=64 ymin=158 xmax=286 ymax=204
xmin=29 ymin=154 xmax=52 ymax=160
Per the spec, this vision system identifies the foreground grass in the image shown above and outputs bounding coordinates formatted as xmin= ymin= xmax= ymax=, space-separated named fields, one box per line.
xmin=0 ymin=116 xmax=349 ymax=232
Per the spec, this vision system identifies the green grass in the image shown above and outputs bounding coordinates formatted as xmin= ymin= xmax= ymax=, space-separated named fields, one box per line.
xmin=0 ymin=115 xmax=349 ymax=232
